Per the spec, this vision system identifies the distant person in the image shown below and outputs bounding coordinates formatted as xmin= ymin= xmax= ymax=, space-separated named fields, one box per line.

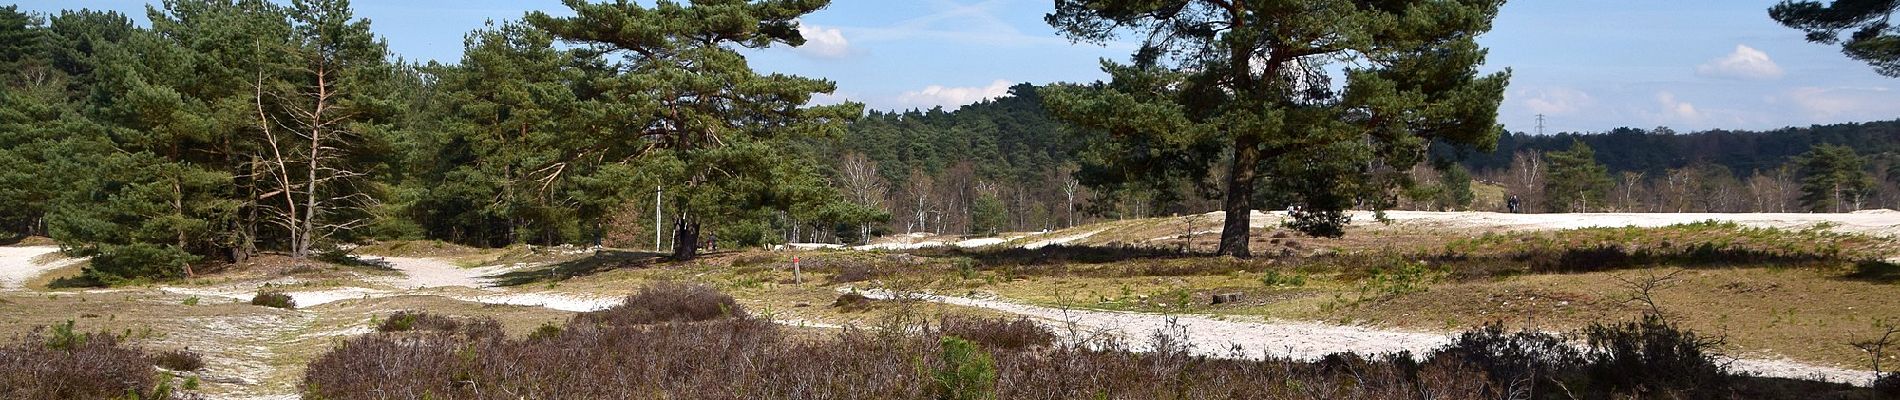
xmin=1507 ymin=195 xmax=1521 ymax=214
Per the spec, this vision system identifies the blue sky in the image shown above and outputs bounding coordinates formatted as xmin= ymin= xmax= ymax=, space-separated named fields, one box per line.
xmin=17 ymin=0 xmax=1900 ymax=134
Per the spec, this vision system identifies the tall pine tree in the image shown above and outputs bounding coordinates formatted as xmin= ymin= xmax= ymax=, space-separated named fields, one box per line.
xmin=528 ymin=0 xmax=862 ymax=260
xmin=1043 ymin=0 xmax=1510 ymax=256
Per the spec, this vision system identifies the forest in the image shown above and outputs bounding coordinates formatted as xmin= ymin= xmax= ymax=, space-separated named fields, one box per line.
xmin=2 ymin=0 xmax=1898 ymax=282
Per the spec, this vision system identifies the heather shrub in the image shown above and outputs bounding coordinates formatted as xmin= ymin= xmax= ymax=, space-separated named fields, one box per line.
xmin=377 ymin=311 xmax=462 ymax=333
xmin=936 ymin=316 xmax=1053 ymax=350
xmin=251 ymin=290 xmax=295 ymax=309
xmin=1429 ymin=322 xmax=1583 ymax=399
xmin=300 ymin=285 xmax=1867 ymax=400
xmin=0 ymin=326 xmax=161 ymax=399
xmin=153 ymin=348 xmax=205 ymax=371
xmin=832 ymin=292 xmax=876 ymax=311
xmin=1582 ymin=314 xmax=1730 ymax=396
xmin=826 ymin=260 xmax=879 ymax=284
xmin=572 ymin=282 xmax=745 ymax=326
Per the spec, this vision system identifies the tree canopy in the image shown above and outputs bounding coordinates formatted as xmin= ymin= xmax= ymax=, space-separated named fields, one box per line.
xmin=1771 ymin=0 xmax=1900 ymax=77
xmin=526 ymin=0 xmax=863 ymax=259
xmin=1042 ymin=0 xmax=1511 ymax=256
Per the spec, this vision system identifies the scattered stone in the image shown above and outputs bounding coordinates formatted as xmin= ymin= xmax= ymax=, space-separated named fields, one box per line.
xmin=793 ymin=302 xmax=810 ymax=307
xmin=1211 ymin=293 xmax=1244 ymax=305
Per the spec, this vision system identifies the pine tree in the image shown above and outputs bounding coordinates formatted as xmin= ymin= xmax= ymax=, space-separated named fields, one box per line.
xmin=404 ymin=20 xmax=594 ymax=246
xmin=1043 ymin=0 xmax=1510 ymax=256
xmin=1797 ymin=143 xmax=1876 ymax=212
xmin=528 ymin=0 xmax=863 ymax=260
xmin=1544 ymin=140 xmax=1613 ymax=213
xmin=1771 ymin=1 xmax=1900 ymax=77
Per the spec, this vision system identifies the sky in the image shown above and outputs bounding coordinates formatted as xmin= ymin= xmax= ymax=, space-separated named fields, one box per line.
xmin=16 ymin=0 xmax=1900 ymax=134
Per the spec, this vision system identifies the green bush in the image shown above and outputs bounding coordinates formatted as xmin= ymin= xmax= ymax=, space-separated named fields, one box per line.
xmin=81 ymin=243 xmax=196 ymax=284
xmin=377 ymin=311 xmax=461 ymax=333
xmin=43 ymin=320 xmax=87 ymax=351
xmin=1262 ymin=269 xmax=1307 ymax=287
xmin=251 ymin=291 xmax=296 ymax=309
xmin=932 ymin=336 xmax=997 ymax=400
xmin=528 ymin=322 xmax=563 ymax=341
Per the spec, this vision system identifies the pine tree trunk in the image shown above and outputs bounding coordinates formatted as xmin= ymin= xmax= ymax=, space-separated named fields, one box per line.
xmin=670 ymin=212 xmax=700 ymax=261
xmin=1217 ymin=137 xmax=1259 ymax=258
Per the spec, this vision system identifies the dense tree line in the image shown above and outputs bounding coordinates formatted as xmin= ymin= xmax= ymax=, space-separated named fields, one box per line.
xmin=1479 ymin=139 xmax=1897 ymax=214
xmin=809 ymin=84 xmax=1112 ymax=242
xmin=0 ymin=0 xmax=864 ymax=281
xmin=1439 ymin=122 xmax=1900 ymax=176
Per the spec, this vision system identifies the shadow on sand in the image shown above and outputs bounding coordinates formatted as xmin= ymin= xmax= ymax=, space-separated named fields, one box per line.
xmin=487 ymin=249 xmax=665 ymax=287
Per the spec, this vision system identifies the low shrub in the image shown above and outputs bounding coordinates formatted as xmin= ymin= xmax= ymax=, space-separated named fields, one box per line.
xmin=826 ymin=261 xmax=880 ymax=284
xmin=931 ymin=336 xmax=997 ymax=400
xmin=1 ymin=326 xmax=162 ymax=399
xmin=832 ymin=291 xmax=876 ymax=311
xmin=936 ymin=316 xmax=1054 ymax=350
xmin=154 ymin=348 xmax=206 ymax=372
xmin=250 ymin=290 xmax=295 ymax=309
xmin=1582 ymin=314 xmax=1730 ymax=396
xmin=1429 ymin=322 xmax=1583 ymax=399
xmin=573 ymin=282 xmax=745 ymax=326
xmin=300 ymin=285 xmax=1868 ymax=400
xmin=377 ymin=311 xmax=462 ymax=333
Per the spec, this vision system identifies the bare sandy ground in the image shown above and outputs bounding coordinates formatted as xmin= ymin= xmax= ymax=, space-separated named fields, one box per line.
xmin=153 ymin=256 xmax=620 ymax=312
xmin=1344 ymin=209 xmax=1900 ymax=237
xmin=851 ymin=288 xmax=1880 ymax=387
xmin=0 ymin=245 xmax=80 ymax=290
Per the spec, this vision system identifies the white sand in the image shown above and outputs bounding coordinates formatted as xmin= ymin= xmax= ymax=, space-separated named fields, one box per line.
xmin=855 ymin=288 xmax=1879 ymax=387
xmin=0 ymin=246 xmax=81 ymax=290
xmin=1021 ymin=229 xmax=1105 ymax=249
xmin=1354 ymin=210 xmax=1900 ymax=237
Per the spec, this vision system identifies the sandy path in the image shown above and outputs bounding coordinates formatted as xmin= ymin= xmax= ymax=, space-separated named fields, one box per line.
xmin=381 ymin=256 xmax=501 ymax=289
xmin=856 ymin=288 xmax=1879 ymax=387
xmin=0 ymin=246 xmax=81 ymax=290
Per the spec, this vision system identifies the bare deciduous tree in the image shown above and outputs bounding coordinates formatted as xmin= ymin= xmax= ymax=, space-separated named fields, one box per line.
xmin=839 ymin=153 xmax=888 ymax=242
xmin=905 ymin=169 xmax=934 ymax=234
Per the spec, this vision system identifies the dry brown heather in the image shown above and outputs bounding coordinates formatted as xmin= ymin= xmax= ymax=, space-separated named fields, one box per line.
xmin=0 ymin=324 xmax=183 ymax=399
xmin=299 ymin=283 xmax=1876 ymax=400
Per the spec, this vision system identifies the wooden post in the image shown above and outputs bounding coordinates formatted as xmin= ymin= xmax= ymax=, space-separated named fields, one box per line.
xmin=792 ymin=256 xmax=802 ymax=284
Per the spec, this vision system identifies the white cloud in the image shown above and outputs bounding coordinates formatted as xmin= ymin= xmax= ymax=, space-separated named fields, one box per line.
xmin=1789 ymin=86 xmax=1900 ymax=118
xmin=1696 ymin=44 xmax=1784 ymax=80
xmin=807 ymin=91 xmax=856 ymax=107
xmin=1519 ymin=86 xmax=1594 ymax=115
xmin=794 ymin=22 xmax=851 ymax=59
xmin=1656 ymin=91 xmax=1703 ymax=120
xmin=897 ymin=79 xmax=1014 ymax=108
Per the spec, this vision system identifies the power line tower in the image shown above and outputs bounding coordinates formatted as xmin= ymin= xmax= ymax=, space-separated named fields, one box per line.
xmin=1535 ymin=114 xmax=1546 ymax=135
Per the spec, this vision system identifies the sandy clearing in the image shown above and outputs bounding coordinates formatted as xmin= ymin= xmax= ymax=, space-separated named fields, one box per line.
xmin=0 ymin=246 xmax=80 ymax=290
xmin=450 ymin=292 xmax=622 ymax=312
xmin=855 ymin=288 xmax=1879 ymax=387
xmin=379 ymin=256 xmax=532 ymax=289
xmin=1022 ymin=229 xmax=1105 ymax=249
xmin=1213 ymin=210 xmax=1900 ymax=237
xmin=1357 ymin=210 xmax=1900 ymax=237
